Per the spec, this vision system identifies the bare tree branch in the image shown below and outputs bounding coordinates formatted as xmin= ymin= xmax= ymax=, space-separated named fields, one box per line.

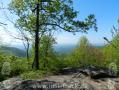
xmin=0 ymin=22 xmax=7 ymax=25
xmin=103 ymin=37 xmax=117 ymax=49
xmin=40 ymin=23 xmax=81 ymax=32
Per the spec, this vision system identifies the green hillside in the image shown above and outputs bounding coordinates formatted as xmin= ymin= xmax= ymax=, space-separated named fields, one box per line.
xmin=0 ymin=46 xmax=26 ymax=57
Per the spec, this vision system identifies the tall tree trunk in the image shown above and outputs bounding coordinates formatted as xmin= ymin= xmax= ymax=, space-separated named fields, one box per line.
xmin=26 ymin=43 xmax=30 ymax=67
xmin=44 ymin=38 xmax=50 ymax=68
xmin=33 ymin=1 xmax=40 ymax=69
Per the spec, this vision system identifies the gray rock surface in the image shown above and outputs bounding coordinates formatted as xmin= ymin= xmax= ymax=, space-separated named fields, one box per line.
xmin=0 ymin=78 xmax=23 ymax=90
xmin=0 ymin=66 xmax=119 ymax=90
xmin=0 ymin=75 xmax=119 ymax=90
xmin=60 ymin=66 xmax=118 ymax=79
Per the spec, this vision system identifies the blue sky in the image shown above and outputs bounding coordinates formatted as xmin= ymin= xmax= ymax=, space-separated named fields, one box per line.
xmin=70 ymin=0 xmax=119 ymax=45
xmin=56 ymin=0 xmax=119 ymax=45
xmin=0 ymin=0 xmax=119 ymax=46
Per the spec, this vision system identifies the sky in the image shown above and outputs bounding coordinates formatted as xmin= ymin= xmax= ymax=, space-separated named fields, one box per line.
xmin=0 ymin=0 xmax=119 ymax=46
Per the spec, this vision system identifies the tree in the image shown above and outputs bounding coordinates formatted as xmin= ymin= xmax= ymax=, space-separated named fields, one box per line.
xmin=0 ymin=0 xmax=31 ymax=67
xmin=9 ymin=0 xmax=97 ymax=69
xmin=75 ymin=36 xmax=91 ymax=66
xmin=104 ymin=25 xmax=119 ymax=61
xmin=40 ymin=32 xmax=56 ymax=68
xmin=31 ymin=31 xmax=56 ymax=69
xmin=77 ymin=36 xmax=90 ymax=47
xmin=0 ymin=1 xmax=7 ymax=26
xmin=3 ymin=22 xmax=32 ymax=67
xmin=66 ymin=36 xmax=104 ymax=67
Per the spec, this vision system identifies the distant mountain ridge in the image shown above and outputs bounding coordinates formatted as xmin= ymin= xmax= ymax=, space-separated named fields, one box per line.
xmin=54 ymin=44 xmax=104 ymax=53
xmin=54 ymin=44 xmax=76 ymax=53
xmin=0 ymin=44 xmax=104 ymax=57
xmin=0 ymin=46 xmax=26 ymax=57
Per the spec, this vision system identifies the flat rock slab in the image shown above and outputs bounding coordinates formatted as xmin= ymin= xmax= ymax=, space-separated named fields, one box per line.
xmin=0 ymin=66 xmax=119 ymax=90
xmin=1 ymin=75 xmax=119 ymax=90
xmin=60 ymin=66 xmax=118 ymax=79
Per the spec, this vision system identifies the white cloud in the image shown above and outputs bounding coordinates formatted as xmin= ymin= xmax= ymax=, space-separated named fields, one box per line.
xmin=0 ymin=27 xmax=23 ymax=46
xmin=55 ymin=32 xmax=82 ymax=45
xmin=55 ymin=31 xmax=106 ymax=45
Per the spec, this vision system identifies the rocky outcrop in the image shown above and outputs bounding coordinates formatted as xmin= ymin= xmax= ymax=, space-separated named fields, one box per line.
xmin=0 ymin=78 xmax=23 ymax=90
xmin=60 ymin=66 xmax=118 ymax=79
xmin=1 ymin=75 xmax=119 ymax=90
xmin=0 ymin=66 xmax=119 ymax=90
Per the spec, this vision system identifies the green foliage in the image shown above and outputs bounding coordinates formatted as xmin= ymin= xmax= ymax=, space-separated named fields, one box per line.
xmin=1 ymin=62 xmax=11 ymax=76
xmin=0 ymin=46 xmax=26 ymax=57
xmin=103 ymin=34 xmax=119 ymax=72
xmin=0 ymin=53 xmax=8 ymax=81
xmin=0 ymin=54 xmax=29 ymax=81
xmin=65 ymin=36 xmax=104 ymax=67
xmin=1 ymin=35 xmax=119 ymax=80
xmin=10 ymin=58 xmax=28 ymax=76
xmin=1 ymin=35 xmax=119 ymax=81
xmin=44 ymin=57 xmax=66 ymax=74
xmin=9 ymin=0 xmax=97 ymax=70
xmin=30 ymin=34 xmax=65 ymax=73
xmin=77 ymin=36 xmax=90 ymax=47
xmin=9 ymin=0 xmax=97 ymax=35
xmin=39 ymin=34 xmax=56 ymax=60
xmin=20 ymin=70 xmax=45 ymax=80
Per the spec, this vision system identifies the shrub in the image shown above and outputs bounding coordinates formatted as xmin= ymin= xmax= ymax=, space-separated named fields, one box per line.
xmin=10 ymin=58 xmax=28 ymax=76
xmin=103 ymin=34 xmax=119 ymax=72
xmin=65 ymin=36 xmax=105 ymax=68
xmin=20 ymin=70 xmax=45 ymax=80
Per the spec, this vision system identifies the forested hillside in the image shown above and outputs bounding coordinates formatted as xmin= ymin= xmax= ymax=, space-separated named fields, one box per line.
xmin=0 ymin=46 xmax=26 ymax=57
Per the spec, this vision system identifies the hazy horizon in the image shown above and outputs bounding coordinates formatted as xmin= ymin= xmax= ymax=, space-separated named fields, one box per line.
xmin=7 ymin=42 xmax=105 ymax=52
